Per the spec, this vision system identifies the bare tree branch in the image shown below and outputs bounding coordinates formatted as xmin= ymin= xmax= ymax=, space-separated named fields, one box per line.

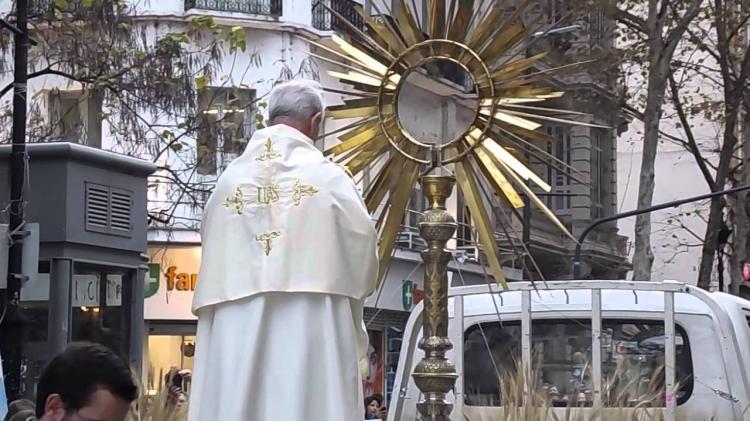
xmin=667 ymin=72 xmax=717 ymax=189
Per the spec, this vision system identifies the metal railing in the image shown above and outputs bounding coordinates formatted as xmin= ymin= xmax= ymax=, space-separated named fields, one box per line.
xmin=389 ymin=280 xmax=750 ymax=421
xmin=185 ymin=0 xmax=282 ymax=16
xmin=312 ymin=0 xmax=365 ymax=32
xmin=28 ymin=0 xmax=91 ymax=19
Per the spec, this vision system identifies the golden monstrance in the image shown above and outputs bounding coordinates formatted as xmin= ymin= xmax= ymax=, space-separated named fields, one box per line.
xmin=305 ymin=1 xmax=602 ymax=418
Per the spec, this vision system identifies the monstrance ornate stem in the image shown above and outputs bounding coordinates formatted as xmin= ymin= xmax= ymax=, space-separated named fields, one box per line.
xmin=412 ymin=174 xmax=459 ymax=420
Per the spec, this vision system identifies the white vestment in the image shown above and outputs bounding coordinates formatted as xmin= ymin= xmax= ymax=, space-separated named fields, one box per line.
xmin=188 ymin=124 xmax=378 ymax=421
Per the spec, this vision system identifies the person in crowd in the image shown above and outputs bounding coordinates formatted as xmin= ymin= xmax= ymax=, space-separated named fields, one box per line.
xmin=35 ymin=342 xmax=137 ymax=421
xmin=4 ymin=399 xmax=35 ymax=421
xmin=364 ymin=394 xmax=384 ymax=420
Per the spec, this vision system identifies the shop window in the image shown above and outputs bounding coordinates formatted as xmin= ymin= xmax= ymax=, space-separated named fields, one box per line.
xmin=197 ymin=87 xmax=256 ymax=175
xmin=18 ymin=272 xmax=51 ymax=399
xmin=146 ymin=335 xmax=196 ymax=396
xmin=70 ymin=265 xmax=132 ymax=359
xmin=364 ymin=330 xmax=385 ymax=400
xmin=385 ymin=326 xmax=403 ymax=405
xmin=463 ymin=319 xmax=693 ymax=408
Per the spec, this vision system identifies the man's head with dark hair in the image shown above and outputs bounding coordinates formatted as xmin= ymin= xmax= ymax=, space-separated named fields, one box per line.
xmin=35 ymin=342 xmax=137 ymax=421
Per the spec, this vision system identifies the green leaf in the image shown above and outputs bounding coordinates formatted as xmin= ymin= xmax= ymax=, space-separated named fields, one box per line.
xmin=195 ymin=75 xmax=211 ymax=90
xmin=169 ymin=143 xmax=183 ymax=152
xmin=164 ymin=32 xmax=190 ymax=45
xmin=82 ymin=0 xmax=93 ymax=7
xmin=53 ymin=0 xmax=69 ymax=10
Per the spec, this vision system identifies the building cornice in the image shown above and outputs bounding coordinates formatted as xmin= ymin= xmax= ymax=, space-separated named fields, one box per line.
xmin=131 ymin=11 xmax=331 ymax=40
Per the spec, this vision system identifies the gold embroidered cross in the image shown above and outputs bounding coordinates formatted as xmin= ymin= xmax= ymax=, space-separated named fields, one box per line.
xmin=256 ymin=230 xmax=281 ymax=256
xmin=291 ymin=179 xmax=319 ymax=206
xmin=223 ymin=187 xmax=246 ymax=215
xmin=256 ymin=138 xmax=281 ymax=162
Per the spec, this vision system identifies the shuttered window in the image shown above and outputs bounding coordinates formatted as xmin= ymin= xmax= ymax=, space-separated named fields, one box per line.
xmin=85 ymin=183 xmax=133 ymax=236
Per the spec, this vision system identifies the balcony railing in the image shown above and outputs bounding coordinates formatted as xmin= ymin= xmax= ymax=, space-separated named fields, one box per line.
xmin=28 ymin=0 xmax=101 ymax=20
xmin=312 ymin=0 xmax=365 ymax=32
xmin=185 ymin=0 xmax=282 ymax=16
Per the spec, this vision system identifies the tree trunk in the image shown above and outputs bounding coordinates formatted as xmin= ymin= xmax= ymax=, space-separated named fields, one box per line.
xmin=632 ymin=58 xmax=668 ymax=281
xmin=730 ymin=110 xmax=750 ymax=295
xmin=697 ymin=105 xmax=740 ymax=289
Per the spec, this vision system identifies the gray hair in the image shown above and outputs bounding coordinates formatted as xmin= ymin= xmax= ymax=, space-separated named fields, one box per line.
xmin=268 ymin=80 xmax=325 ymax=122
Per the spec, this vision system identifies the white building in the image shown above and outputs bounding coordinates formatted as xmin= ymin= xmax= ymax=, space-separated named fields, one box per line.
xmin=0 ymin=0 xmax=514 ymax=403
xmin=1 ymin=0 xmax=627 ymax=403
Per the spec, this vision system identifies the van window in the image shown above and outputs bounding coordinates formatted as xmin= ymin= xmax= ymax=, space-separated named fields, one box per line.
xmin=463 ymin=320 xmax=693 ymax=407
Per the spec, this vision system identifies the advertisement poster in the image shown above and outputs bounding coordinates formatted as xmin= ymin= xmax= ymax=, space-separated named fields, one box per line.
xmin=362 ymin=330 xmax=384 ymax=398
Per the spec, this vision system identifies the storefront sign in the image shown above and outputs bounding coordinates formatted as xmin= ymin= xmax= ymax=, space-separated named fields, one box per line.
xmin=145 ymin=263 xmax=198 ymax=298
xmin=145 ymin=246 xmax=202 ymax=320
xmin=401 ymin=280 xmax=424 ymax=311
xmin=166 ymin=266 xmax=198 ymax=291
xmin=71 ymin=274 xmax=122 ymax=307
xmin=145 ymin=246 xmax=438 ymax=320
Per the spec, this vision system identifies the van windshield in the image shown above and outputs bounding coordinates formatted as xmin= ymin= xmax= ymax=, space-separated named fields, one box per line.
xmin=463 ymin=319 xmax=693 ymax=407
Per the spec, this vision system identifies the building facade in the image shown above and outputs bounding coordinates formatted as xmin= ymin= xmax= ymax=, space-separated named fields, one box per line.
xmin=0 ymin=0 xmax=628 ymax=405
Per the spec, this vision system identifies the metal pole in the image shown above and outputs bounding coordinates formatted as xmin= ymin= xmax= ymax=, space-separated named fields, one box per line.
xmin=573 ymin=184 xmax=750 ymax=279
xmin=522 ymin=195 xmax=531 ymax=281
xmin=1 ymin=0 xmax=29 ymax=400
xmin=48 ymin=259 xmax=72 ymax=358
xmin=412 ymin=175 xmax=458 ymax=421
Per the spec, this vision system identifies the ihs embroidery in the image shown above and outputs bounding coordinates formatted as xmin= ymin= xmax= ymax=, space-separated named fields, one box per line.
xmin=224 ymin=180 xmax=318 ymax=215
xmin=257 ymin=183 xmax=281 ymax=205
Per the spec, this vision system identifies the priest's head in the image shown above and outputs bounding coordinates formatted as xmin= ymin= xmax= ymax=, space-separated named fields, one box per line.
xmin=268 ymin=80 xmax=325 ymax=141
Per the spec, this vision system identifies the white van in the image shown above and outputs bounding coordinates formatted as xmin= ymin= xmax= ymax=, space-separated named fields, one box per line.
xmin=387 ymin=281 xmax=750 ymax=420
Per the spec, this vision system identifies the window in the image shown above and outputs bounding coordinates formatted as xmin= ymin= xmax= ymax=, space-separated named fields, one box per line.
xmin=456 ymin=192 xmax=473 ymax=249
xmin=589 ymin=9 xmax=606 ymax=46
xmin=147 ymin=334 xmax=196 ymax=395
xmin=591 ymin=128 xmax=609 ymax=219
xmin=47 ymin=89 xmax=103 ymax=147
xmin=71 ymin=264 xmax=133 ymax=360
xmin=545 ymin=126 xmax=571 ymax=212
xmin=405 ymin=187 xmax=426 ymax=229
xmin=547 ymin=0 xmax=566 ymax=24
xmin=85 ymin=183 xmax=133 ymax=237
xmin=197 ymin=87 xmax=256 ymax=175
xmin=464 ymin=319 xmax=693 ymax=408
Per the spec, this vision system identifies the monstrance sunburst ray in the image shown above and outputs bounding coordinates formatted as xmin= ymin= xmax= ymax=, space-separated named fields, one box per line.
xmin=305 ymin=0 xmax=605 ymax=288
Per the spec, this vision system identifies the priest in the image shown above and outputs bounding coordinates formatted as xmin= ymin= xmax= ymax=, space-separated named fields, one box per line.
xmin=187 ymin=80 xmax=379 ymax=420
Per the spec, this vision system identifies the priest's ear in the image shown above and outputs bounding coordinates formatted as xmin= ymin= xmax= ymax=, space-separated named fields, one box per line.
xmin=310 ymin=111 xmax=323 ymax=140
xmin=42 ymin=393 xmax=67 ymax=420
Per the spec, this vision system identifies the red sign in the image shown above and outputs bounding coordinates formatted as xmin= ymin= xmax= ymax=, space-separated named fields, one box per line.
xmin=743 ymin=263 xmax=750 ymax=282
